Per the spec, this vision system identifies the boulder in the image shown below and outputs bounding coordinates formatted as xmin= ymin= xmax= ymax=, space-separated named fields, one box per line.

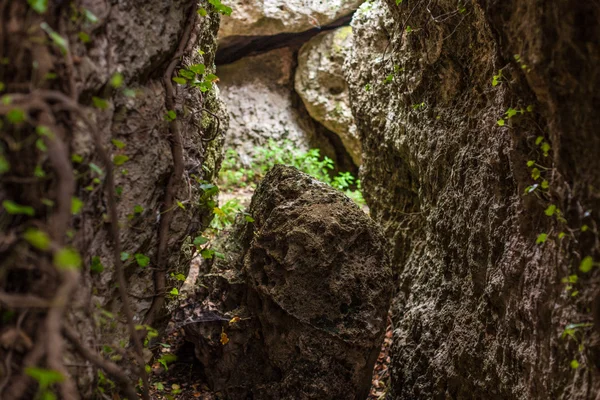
xmin=184 ymin=165 xmax=393 ymax=399
xmin=218 ymin=0 xmax=364 ymax=40
xmin=217 ymin=47 xmax=338 ymax=165
xmin=295 ymin=27 xmax=361 ymax=165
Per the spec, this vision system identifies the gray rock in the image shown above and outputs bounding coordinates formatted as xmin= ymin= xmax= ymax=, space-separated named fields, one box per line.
xmin=345 ymin=0 xmax=600 ymax=398
xmin=218 ymin=0 xmax=364 ymax=40
xmin=295 ymin=27 xmax=361 ymax=165
xmin=185 ymin=165 xmax=393 ymax=399
xmin=217 ymin=47 xmax=336 ymax=165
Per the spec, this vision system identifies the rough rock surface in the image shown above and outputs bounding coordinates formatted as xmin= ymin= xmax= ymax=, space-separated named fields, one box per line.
xmin=217 ymin=47 xmax=340 ymax=165
xmin=295 ymin=27 xmax=361 ymax=165
xmin=183 ymin=165 xmax=393 ymax=399
xmin=218 ymin=0 xmax=364 ymax=40
xmin=345 ymin=0 xmax=600 ymax=399
xmin=0 ymin=2 xmax=227 ymax=396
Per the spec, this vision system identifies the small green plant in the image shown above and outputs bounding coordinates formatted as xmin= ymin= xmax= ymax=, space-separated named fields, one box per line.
xmin=218 ymin=140 xmax=365 ymax=206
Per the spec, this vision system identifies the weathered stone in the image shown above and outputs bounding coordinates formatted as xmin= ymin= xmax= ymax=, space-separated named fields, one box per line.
xmin=345 ymin=0 xmax=600 ymax=398
xmin=217 ymin=47 xmax=338 ymax=165
xmin=218 ymin=0 xmax=364 ymax=40
xmin=184 ymin=165 xmax=393 ymax=399
xmin=0 ymin=2 xmax=227 ymax=397
xmin=295 ymin=27 xmax=361 ymax=165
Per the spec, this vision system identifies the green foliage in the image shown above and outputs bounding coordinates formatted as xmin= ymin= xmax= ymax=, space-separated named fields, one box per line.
xmin=54 ymin=247 xmax=82 ymax=270
xmin=207 ymin=0 xmax=232 ymax=15
xmin=91 ymin=256 xmax=104 ymax=273
xmin=24 ymin=228 xmax=51 ymax=250
xmin=218 ymin=140 xmax=364 ymax=206
xmin=135 ymin=253 xmax=150 ymax=267
xmin=3 ymin=200 xmax=35 ymax=216
xmin=112 ymin=155 xmax=129 ymax=166
xmin=40 ymin=22 xmax=68 ymax=54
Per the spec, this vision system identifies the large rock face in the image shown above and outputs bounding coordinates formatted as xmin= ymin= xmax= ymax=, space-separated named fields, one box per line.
xmin=184 ymin=165 xmax=393 ymax=399
xmin=217 ymin=47 xmax=339 ymax=165
xmin=345 ymin=0 xmax=600 ymax=399
xmin=218 ymin=0 xmax=364 ymax=39
xmin=295 ymin=27 xmax=361 ymax=165
xmin=0 ymin=2 xmax=227 ymax=397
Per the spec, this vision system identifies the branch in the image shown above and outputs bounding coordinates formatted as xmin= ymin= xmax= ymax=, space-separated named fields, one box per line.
xmin=144 ymin=5 xmax=198 ymax=327
xmin=63 ymin=326 xmax=139 ymax=400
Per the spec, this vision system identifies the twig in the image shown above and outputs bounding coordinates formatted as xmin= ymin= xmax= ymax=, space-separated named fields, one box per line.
xmin=144 ymin=5 xmax=198 ymax=327
xmin=63 ymin=326 xmax=139 ymax=400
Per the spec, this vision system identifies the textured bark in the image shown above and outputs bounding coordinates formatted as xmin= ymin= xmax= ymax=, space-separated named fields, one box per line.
xmin=183 ymin=165 xmax=393 ymax=399
xmin=345 ymin=0 xmax=599 ymax=398
xmin=0 ymin=1 xmax=227 ymax=398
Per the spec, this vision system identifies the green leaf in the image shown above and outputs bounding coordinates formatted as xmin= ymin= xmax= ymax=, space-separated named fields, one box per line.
xmin=164 ymin=110 xmax=177 ymax=121
xmin=179 ymin=69 xmax=195 ymax=80
xmin=244 ymin=215 xmax=255 ymax=222
xmin=570 ymin=360 xmax=580 ymax=369
xmin=172 ymin=77 xmax=187 ymax=85
xmin=27 ymin=0 xmax=48 ymax=14
xmin=176 ymin=200 xmax=185 ymax=210
xmin=496 ymin=119 xmax=505 ymax=127
xmin=71 ymin=154 xmax=83 ymax=163
xmin=541 ymin=142 xmax=551 ymax=156
xmin=40 ymin=22 xmax=68 ymax=54
xmin=505 ymin=108 xmax=518 ymax=118
xmin=526 ymin=160 xmax=535 ymax=167
xmin=120 ymin=252 xmax=130 ymax=261
xmin=133 ymin=205 xmax=144 ymax=214
xmin=174 ymin=273 xmax=186 ymax=282
xmin=34 ymin=165 xmax=45 ymax=178
xmin=531 ymin=168 xmax=541 ymax=180
xmin=71 ymin=197 xmax=84 ymax=214
xmin=169 ymin=288 xmax=179 ymax=296
xmin=111 ymin=139 xmax=126 ymax=149
xmin=110 ymin=73 xmax=123 ymax=88
xmin=25 ymin=367 xmax=64 ymax=390
xmin=78 ymin=31 xmax=91 ymax=44
xmin=535 ymin=136 xmax=544 ymax=145
xmin=134 ymin=253 xmax=150 ymax=267
xmin=188 ymin=63 xmax=206 ymax=75
xmin=3 ymin=200 xmax=34 ymax=216
xmin=0 ymin=155 xmax=9 ymax=174
xmin=54 ymin=248 xmax=82 ymax=270
xmin=83 ymin=9 xmax=99 ymax=23
xmin=7 ymin=108 xmax=26 ymax=123
xmin=205 ymin=73 xmax=219 ymax=82
xmin=24 ymin=228 xmax=50 ymax=250
xmin=200 ymin=248 xmax=215 ymax=259
xmin=541 ymin=180 xmax=549 ymax=189
xmin=91 ymin=256 xmax=104 ymax=273
xmin=396 ymin=0 xmax=403 ymax=4
xmin=112 ymin=155 xmax=129 ymax=166
xmin=0 ymin=82 xmax=5 ymax=92
xmin=579 ymin=256 xmax=594 ymax=273
xmin=89 ymin=163 xmax=104 ymax=176
xmin=36 ymin=138 xmax=47 ymax=152
xmin=536 ymin=233 xmax=548 ymax=244
xmin=197 ymin=8 xmax=207 ymax=16
xmin=558 ymin=232 xmax=566 ymax=239
xmin=92 ymin=96 xmax=109 ymax=110
xmin=193 ymin=236 xmax=209 ymax=246
xmin=544 ymin=204 xmax=556 ymax=217
xmin=214 ymin=251 xmax=225 ymax=259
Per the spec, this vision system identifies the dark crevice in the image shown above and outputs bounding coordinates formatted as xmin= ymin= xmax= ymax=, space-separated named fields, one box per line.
xmin=216 ymin=12 xmax=355 ymax=65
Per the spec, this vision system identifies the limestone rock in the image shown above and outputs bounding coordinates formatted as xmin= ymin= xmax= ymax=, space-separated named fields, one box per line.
xmin=295 ymin=27 xmax=361 ymax=165
xmin=345 ymin=0 xmax=600 ymax=398
xmin=218 ymin=0 xmax=364 ymax=40
xmin=184 ymin=165 xmax=393 ymax=399
xmin=217 ymin=47 xmax=337 ymax=165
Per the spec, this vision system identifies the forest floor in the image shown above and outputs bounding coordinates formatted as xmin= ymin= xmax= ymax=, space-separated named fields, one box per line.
xmin=148 ymin=313 xmax=392 ymax=399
